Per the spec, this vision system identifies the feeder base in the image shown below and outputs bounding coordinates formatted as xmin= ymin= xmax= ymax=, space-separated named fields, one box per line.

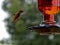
xmin=29 ymin=24 xmax=60 ymax=35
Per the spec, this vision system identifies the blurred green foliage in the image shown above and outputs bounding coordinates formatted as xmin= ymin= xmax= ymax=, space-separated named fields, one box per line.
xmin=2 ymin=0 xmax=60 ymax=45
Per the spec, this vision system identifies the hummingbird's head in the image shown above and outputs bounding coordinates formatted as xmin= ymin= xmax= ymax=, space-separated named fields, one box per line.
xmin=19 ymin=10 xmax=24 ymax=13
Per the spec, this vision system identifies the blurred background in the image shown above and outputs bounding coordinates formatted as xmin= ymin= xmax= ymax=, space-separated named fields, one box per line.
xmin=0 ymin=0 xmax=60 ymax=45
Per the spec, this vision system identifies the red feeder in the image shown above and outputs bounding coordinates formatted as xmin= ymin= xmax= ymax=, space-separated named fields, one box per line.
xmin=29 ymin=0 xmax=60 ymax=35
xmin=38 ymin=0 xmax=59 ymax=25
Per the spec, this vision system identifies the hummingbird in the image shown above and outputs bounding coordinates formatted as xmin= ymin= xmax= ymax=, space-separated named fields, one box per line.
xmin=12 ymin=10 xmax=23 ymax=22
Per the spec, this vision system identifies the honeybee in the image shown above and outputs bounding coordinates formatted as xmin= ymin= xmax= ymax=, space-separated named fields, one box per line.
xmin=13 ymin=10 xmax=23 ymax=22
